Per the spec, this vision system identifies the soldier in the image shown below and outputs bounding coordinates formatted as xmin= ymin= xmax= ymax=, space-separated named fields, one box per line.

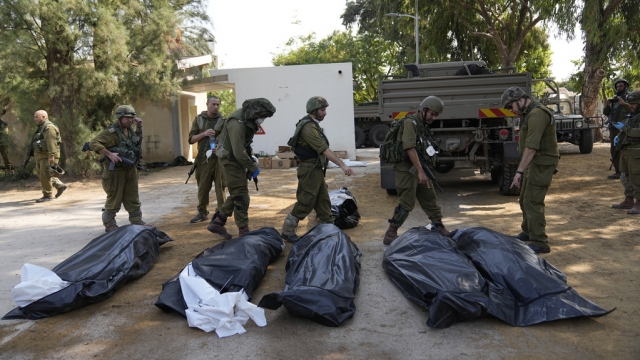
xmin=187 ymin=96 xmax=227 ymax=223
xmin=280 ymin=96 xmax=355 ymax=242
xmin=383 ymin=96 xmax=450 ymax=246
xmin=611 ymin=90 xmax=640 ymax=214
xmin=503 ymin=87 xmax=560 ymax=254
xmin=604 ymin=79 xmax=631 ymax=179
xmin=31 ymin=110 xmax=67 ymax=202
xmin=0 ymin=113 xmax=12 ymax=173
xmin=89 ymin=105 xmax=146 ymax=232
xmin=207 ymin=98 xmax=276 ymax=238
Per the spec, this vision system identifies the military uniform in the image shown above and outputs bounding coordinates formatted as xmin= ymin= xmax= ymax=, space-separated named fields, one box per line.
xmin=389 ymin=113 xmax=443 ymax=228
xmin=32 ymin=119 xmax=65 ymax=198
xmin=604 ymin=92 xmax=630 ymax=174
xmin=207 ymin=98 xmax=276 ymax=237
xmin=518 ymin=101 xmax=560 ymax=249
xmin=89 ymin=120 xmax=143 ymax=229
xmin=289 ymin=115 xmax=333 ymax=223
xmin=0 ymin=119 xmax=11 ymax=171
xmin=189 ymin=111 xmax=226 ymax=215
xmin=617 ymin=106 xmax=640 ymax=212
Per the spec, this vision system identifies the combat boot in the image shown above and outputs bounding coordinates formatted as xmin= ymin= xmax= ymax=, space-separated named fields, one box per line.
xmin=514 ymin=232 xmax=530 ymax=241
xmin=190 ymin=211 xmax=208 ymax=223
xmin=281 ymin=213 xmax=300 ymax=243
xmin=612 ymin=196 xmax=634 ymax=209
xmin=55 ymin=184 xmax=68 ymax=198
xmin=383 ymin=225 xmax=399 ymax=245
xmin=432 ymin=222 xmax=450 ymax=237
xmin=207 ymin=211 xmax=232 ymax=239
xmin=105 ymin=224 xmax=118 ymax=232
xmin=238 ymin=226 xmax=250 ymax=237
xmin=627 ymin=199 xmax=640 ymax=215
xmin=131 ymin=220 xmax=148 ymax=226
xmin=36 ymin=196 xmax=53 ymax=203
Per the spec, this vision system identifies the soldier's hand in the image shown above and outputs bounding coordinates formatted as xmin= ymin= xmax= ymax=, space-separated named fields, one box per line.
xmin=511 ymin=173 xmax=523 ymax=189
xmin=134 ymin=117 xmax=142 ymax=126
xmin=341 ymin=166 xmax=354 ymax=176
xmin=418 ymin=170 xmax=430 ymax=187
xmin=48 ymin=155 xmax=55 ymax=164
xmin=203 ymin=129 xmax=215 ymax=137
xmin=108 ymin=152 xmax=122 ymax=163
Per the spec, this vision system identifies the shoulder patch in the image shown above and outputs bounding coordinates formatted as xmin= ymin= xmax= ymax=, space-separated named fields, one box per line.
xmin=108 ymin=128 xmax=116 ymax=133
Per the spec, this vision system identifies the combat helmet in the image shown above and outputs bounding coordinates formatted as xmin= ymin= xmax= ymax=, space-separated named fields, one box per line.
xmin=419 ymin=96 xmax=444 ymax=115
xmin=48 ymin=163 xmax=65 ymax=177
xmin=614 ymin=79 xmax=630 ymax=89
xmin=501 ymin=87 xmax=528 ymax=108
xmin=306 ymin=96 xmax=329 ymax=114
xmin=241 ymin=98 xmax=276 ymax=120
xmin=626 ymin=90 xmax=640 ymax=105
xmin=114 ymin=105 xmax=136 ymax=119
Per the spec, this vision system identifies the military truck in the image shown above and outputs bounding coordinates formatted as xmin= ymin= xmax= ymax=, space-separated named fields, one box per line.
xmin=370 ymin=61 xmax=600 ymax=196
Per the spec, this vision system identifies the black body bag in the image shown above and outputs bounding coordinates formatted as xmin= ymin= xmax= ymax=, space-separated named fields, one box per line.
xmin=155 ymin=227 xmax=284 ymax=317
xmin=3 ymin=225 xmax=172 ymax=320
xmin=258 ymin=224 xmax=362 ymax=327
xmin=329 ymin=187 xmax=360 ymax=229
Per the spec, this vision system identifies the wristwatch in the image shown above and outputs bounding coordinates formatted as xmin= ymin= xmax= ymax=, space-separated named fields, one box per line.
xmin=516 ymin=170 xmax=524 ymax=175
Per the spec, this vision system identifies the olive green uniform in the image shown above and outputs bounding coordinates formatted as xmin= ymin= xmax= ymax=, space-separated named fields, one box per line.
xmin=32 ymin=119 xmax=64 ymax=197
xmin=0 ymin=119 xmax=11 ymax=170
xmin=216 ymin=108 xmax=259 ymax=228
xmin=189 ymin=111 xmax=226 ymax=214
xmin=290 ymin=115 xmax=333 ymax=223
xmin=518 ymin=101 xmax=560 ymax=248
xmin=89 ymin=123 xmax=143 ymax=225
xmin=389 ymin=113 xmax=443 ymax=228
xmin=618 ymin=111 xmax=640 ymax=199
xmin=604 ymin=94 xmax=630 ymax=173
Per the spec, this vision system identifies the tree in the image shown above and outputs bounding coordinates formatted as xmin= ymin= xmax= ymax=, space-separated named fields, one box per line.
xmin=0 ymin=0 xmax=213 ymax=173
xmin=272 ymin=31 xmax=402 ymax=103
xmin=342 ymin=0 xmax=569 ymax=70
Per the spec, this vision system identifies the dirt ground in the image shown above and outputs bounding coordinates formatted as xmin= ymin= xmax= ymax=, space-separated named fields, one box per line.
xmin=0 ymin=143 xmax=639 ymax=359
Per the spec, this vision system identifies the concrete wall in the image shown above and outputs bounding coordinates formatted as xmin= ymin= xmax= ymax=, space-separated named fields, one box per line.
xmin=209 ymin=63 xmax=356 ymax=159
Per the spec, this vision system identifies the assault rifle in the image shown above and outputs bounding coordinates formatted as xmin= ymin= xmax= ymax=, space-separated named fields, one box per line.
xmin=185 ymin=139 xmax=208 ymax=184
xmin=82 ymin=142 xmax=148 ymax=172
xmin=22 ymin=145 xmax=34 ymax=171
xmin=409 ymin=150 xmax=443 ymax=193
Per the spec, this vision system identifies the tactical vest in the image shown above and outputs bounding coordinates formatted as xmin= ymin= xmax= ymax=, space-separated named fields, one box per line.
xmin=610 ymin=93 xmax=630 ymax=124
xmin=195 ymin=112 xmax=223 ymax=159
xmin=107 ymin=123 xmax=142 ymax=166
xmin=32 ymin=120 xmax=61 ymax=154
xmin=519 ymin=102 xmax=559 ymax=158
xmin=287 ymin=116 xmax=329 ymax=160
xmin=380 ymin=114 xmax=436 ymax=164
xmin=216 ymin=109 xmax=257 ymax=160
xmin=621 ymin=112 xmax=640 ymax=148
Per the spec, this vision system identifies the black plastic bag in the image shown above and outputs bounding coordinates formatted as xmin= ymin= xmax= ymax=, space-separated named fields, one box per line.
xmin=452 ymin=227 xmax=613 ymax=326
xmin=155 ymin=227 xmax=284 ymax=317
xmin=382 ymin=227 xmax=490 ymax=328
xmin=3 ymin=225 xmax=172 ymax=320
xmin=258 ymin=224 xmax=362 ymax=327
xmin=329 ymin=187 xmax=360 ymax=229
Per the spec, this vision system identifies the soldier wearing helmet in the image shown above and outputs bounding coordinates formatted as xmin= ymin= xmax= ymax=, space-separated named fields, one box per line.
xmin=207 ymin=98 xmax=276 ymax=239
xmin=502 ymin=86 xmax=559 ymax=254
xmin=383 ymin=95 xmax=449 ymax=246
xmin=30 ymin=110 xmax=68 ymax=202
xmin=604 ymin=78 xmax=631 ymax=179
xmin=610 ymin=90 xmax=640 ymax=214
xmin=187 ymin=96 xmax=227 ymax=224
xmin=280 ymin=96 xmax=354 ymax=242
xmin=89 ymin=104 xmax=146 ymax=232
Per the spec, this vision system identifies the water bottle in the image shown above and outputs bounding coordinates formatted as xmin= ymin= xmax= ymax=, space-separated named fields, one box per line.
xmin=209 ymin=136 xmax=217 ymax=150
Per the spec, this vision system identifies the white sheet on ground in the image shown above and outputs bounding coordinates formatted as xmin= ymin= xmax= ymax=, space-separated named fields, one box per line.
xmin=179 ymin=263 xmax=266 ymax=337
xmin=328 ymin=159 xmax=367 ymax=168
xmin=11 ymin=263 xmax=71 ymax=307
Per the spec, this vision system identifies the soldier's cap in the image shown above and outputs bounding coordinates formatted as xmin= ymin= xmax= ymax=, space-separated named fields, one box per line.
xmin=627 ymin=91 xmax=640 ymax=105
xmin=306 ymin=96 xmax=329 ymax=113
xmin=115 ymin=105 xmax=136 ymax=119
xmin=614 ymin=78 xmax=630 ymax=88
xmin=501 ymin=87 xmax=528 ymax=108
xmin=241 ymin=98 xmax=276 ymax=120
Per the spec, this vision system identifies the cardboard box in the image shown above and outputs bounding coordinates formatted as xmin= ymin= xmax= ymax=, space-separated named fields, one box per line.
xmin=272 ymin=159 xmax=291 ymax=169
xmin=333 ymin=150 xmax=348 ymax=159
xmin=275 ymin=151 xmax=296 ymax=159
xmin=258 ymin=157 xmax=272 ymax=169
xmin=289 ymin=158 xmax=297 ymax=167
xmin=278 ymin=146 xmax=291 ymax=152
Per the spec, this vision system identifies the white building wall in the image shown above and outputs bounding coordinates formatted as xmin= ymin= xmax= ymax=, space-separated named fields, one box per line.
xmin=209 ymin=63 xmax=356 ymax=159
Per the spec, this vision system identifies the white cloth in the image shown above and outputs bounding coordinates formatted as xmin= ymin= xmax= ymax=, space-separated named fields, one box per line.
xmin=11 ymin=263 xmax=71 ymax=307
xmin=179 ymin=263 xmax=267 ymax=337
xmin=328 ymin=159 xmax=367 ymax=168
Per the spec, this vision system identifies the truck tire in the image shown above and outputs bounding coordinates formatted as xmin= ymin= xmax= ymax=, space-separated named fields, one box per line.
xmin=355 ymin=126 xmax=366 ymax=148
xmin=369 ymin=124 xmax=389 ymax=148
xmin=498 ymin=164 xmax=520 ymax=196
xmin=579 ymin=129 xmax=594 ymax=154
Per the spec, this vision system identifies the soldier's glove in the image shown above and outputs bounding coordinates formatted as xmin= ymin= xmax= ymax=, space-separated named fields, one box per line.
xmin=613 ymin=122 xmax=624 ymax=130
xmin=614 ymin=135 xmax=619 ymax=146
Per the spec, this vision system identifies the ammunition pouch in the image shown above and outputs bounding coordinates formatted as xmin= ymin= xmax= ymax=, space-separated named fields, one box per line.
xmin=293 ymin=145 xmax=318 ymax=161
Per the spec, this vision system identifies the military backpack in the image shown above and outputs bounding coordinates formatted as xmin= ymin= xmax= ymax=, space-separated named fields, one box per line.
xmin=379 ymin=119 xmax=406 ymax=163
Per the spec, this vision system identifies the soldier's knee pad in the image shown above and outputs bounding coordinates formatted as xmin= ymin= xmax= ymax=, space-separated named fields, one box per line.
xmin=233 ymin=195 xmax=250 ymax=212
xmin=102 ymin=210 xmax=117 ymax=226
xmin=282 ymin=213 xmax=300 ymax=235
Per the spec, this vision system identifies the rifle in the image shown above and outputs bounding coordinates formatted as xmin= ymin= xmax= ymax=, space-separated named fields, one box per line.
xmin=410 ymin=150 xmax=444 ymax=193
xmin=185 ymin=139 xmax=207 ymax=184
xmin=22 ymin=145 xmax=34 ymax=171
xmin=82 ymin=141 xmax=148 ymax=172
